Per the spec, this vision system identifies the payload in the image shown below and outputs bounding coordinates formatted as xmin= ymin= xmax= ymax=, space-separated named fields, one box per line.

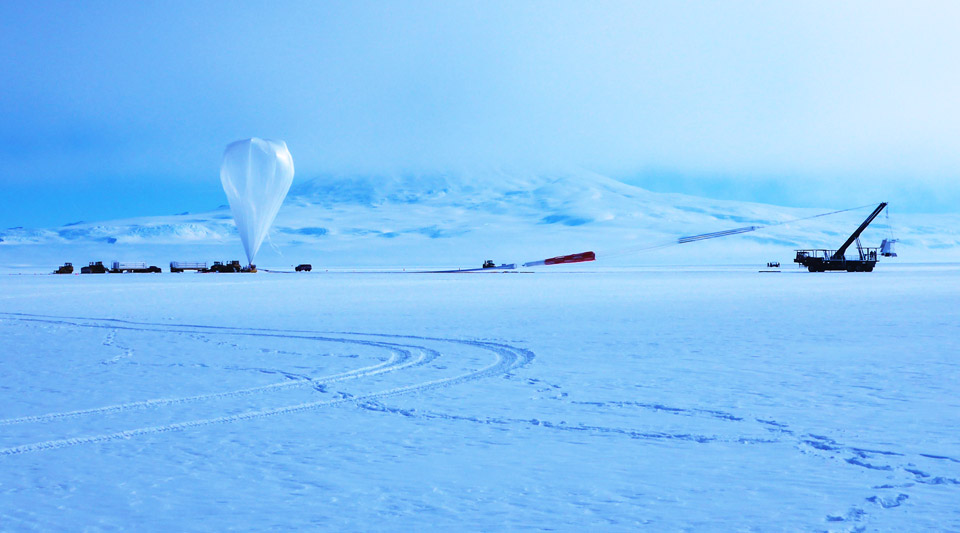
xmin=880 ymin=238 xmax=898 ymax=257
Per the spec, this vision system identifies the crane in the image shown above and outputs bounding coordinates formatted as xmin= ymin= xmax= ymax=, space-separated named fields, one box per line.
xmin=793 ymin=202 xmax=888 ymax=272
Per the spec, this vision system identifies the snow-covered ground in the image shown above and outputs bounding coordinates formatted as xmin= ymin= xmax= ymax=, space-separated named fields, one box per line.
xmin=2 ymin=265 xmax=958 ymax=531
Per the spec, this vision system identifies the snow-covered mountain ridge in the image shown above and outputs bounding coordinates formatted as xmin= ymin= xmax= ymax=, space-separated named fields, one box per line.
xmin=2 ymin=170 xmax=958 ymax=269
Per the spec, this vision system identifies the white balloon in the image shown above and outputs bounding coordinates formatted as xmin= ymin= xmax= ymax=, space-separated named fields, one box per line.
xmin=220 ymin=138 xmax=295 ymax=266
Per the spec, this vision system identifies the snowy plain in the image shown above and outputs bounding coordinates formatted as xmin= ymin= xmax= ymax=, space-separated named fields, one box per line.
xmin=2 ymin=171 xmax=959 ymax=530
xmin=1 ymin=264 xmax=959 ymax=531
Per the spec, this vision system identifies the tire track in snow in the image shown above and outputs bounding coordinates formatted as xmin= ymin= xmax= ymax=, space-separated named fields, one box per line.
xmin=0 ymin=314 xmax=534 ymax=455
xmin=565 ymin=397 xmax=960 ymax=486
xmin=356 ymin=402 xmax=768 ymax=445
xmin=0 ymin=340 xmax=528 ymax=456
xmin=0 ymin=318 xmax=439 ymax=426
xmin=549 ymin=398 xmax=960 ymax=528
xmin=0 ymin=349 xmax=417 ymax=427
xmin=357 ymin=396 xmax=959 ymax=529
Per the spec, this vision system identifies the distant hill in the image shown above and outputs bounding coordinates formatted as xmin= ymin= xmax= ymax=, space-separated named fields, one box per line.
xmin=1 ymin=170 xmax=957 ymax=271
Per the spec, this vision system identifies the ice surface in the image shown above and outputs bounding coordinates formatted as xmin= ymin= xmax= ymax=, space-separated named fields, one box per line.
xmin=1 ymin=266 xmax=958 ymax=530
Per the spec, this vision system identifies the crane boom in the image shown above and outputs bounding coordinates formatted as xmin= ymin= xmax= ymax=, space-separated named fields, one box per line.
xmin=832 ymin=202 xmax=887 ymax=260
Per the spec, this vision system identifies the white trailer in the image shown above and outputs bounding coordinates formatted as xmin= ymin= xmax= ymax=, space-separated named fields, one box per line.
xmin=170 ymin=261 xmax=207 ymax=273
xmin=110 ymin=261 xmax=161 ymax=273
xmin=112 ymin=261 xmax=146 ymax=271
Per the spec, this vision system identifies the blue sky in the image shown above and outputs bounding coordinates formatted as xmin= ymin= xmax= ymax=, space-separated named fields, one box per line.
xmin=2 ymin=1 xmax=958 ymax=227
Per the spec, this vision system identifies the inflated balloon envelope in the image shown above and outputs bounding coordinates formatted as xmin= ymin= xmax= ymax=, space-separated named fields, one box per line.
xmin=220 ymin=138 xmax=295 ymax=267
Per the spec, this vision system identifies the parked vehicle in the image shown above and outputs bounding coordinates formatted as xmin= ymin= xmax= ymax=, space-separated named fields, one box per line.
xmin=205 ymin=260 xmax=246 ymax=273
xmin=80 ymin=261 xmax=107 ymax=274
